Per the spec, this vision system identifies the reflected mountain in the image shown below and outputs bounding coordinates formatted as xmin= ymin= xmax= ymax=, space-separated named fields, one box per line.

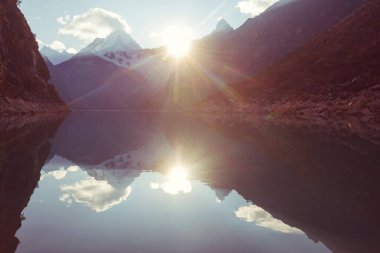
xmin=47 ymin=112 xmax=380 ymax=253
xmin=0 ymin=116 xmax=64 ymax=253
xmin=50 ymin=112 xmax=162 ymax=164
xmin=9 ymin=112 xmax=380 ymax=253
xmin=161 ymin=115 xmax=380 ymax=253
xmin=235 ymin=204 xmax=303 ymax=234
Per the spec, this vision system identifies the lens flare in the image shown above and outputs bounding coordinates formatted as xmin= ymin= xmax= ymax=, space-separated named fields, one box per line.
xmin=162 ymin=26 xmax=193 ymax=58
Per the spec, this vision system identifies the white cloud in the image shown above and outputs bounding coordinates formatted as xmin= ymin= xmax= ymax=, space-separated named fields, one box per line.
xmin=58 ymin=8 xmax=132 ymax=43
xmin=50 ymin=40 xmax=66 ymax=53
xmin=39 ymin=40 xmax=77 ymax=54
xmin=235 ymin=204 xmax=303 ymax=234
xmin=60 ymin=177 xmax=132 ymax=212
xmin=236 ymin=0 xmax=279 ymax=16
xmin=36 ymin=38 xmax=45 ymax=49
xmin=66 ymin=48 xmax=78 ymax=54
xmin=57 ymin=14 xmax=71 ymax=25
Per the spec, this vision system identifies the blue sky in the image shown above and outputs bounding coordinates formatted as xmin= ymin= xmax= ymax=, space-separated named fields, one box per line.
xmin=20 ymin=0 xmax=278 ymax=52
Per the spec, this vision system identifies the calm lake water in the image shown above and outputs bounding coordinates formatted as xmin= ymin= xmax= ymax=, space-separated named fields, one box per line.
xmin=1 ymin=112 xmax=379 ymax=253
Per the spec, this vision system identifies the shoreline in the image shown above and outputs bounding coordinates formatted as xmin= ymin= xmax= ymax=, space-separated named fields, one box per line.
xmin=0 ymin=97 xmax=69 ymax=116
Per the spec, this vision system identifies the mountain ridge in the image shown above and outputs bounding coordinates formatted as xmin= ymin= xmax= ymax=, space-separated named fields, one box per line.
xmin=200 ymin=0 xmax=380 ymax=119
xmin=194 ymin=0 xmax=366 ymax=82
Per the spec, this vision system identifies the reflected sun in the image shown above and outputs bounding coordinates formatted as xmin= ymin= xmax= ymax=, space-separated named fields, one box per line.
xmin=150 ymin=165 xmax=192 ymax=195
xmin=169 ymin=165 xmax=188 ymax=182
xmin=162 ymin=26 xmax=193 ymax=59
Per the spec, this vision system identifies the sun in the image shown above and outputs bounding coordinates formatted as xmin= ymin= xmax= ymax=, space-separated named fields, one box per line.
xmin=162 ymin=26 xmax=193 ymax=59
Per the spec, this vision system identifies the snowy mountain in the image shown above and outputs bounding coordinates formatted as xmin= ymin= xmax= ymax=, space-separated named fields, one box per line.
xmin=211 ymin=19 xmax=234 ymax=35
xmin=40 ymin=46 xmax=74 ymax=65
xmin=78 ymin=30 xmax=145 ymax=68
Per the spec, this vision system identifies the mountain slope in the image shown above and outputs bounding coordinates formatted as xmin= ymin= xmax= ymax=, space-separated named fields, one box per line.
xmin=0 ymin=0 xmax=66 ymax=114
xmin=49 ymin=30 xmax=175 ymax=110
xmin=194 ymin=0 xmax=365 ymax=81
xmin=202 ymin=0 xmax=380 ymax=118
xmin=50 ymin=55 xmax=161 ymax=110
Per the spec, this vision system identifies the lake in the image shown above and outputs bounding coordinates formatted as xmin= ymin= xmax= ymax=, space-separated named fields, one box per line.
xmin=1 ymin=112 xmax=379 ymax=253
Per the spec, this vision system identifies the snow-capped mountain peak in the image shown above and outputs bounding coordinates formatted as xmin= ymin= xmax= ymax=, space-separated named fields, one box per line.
xmin=79 ymin=30 xmax=141 ymax=55
xmin=212 ymin=18 xmax=234 ymax=34
xmin=78 ymin=30 xmax=144 ymax=68
xmin=104 ymin=30 xmax=142 ymax=51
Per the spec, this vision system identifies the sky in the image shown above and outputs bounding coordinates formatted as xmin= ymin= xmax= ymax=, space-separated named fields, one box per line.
xmin=20 ymin=0 xmax=279 ymax=53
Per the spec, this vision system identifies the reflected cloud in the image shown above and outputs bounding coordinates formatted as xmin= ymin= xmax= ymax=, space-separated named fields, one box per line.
xmin=67 ymin=165 xmax=79 ymax=172
xmin=50 ymin=170 xmax=68 ymax=180
xmin=235 ymin=204 xmax=303 ymax=234
xmin=150 ymin=166 xmax=192 ymax=195
xmin=40 ymin=166 xmax=70 ymax=181
xmin=60 ymin=177 xmax=132 ymax=212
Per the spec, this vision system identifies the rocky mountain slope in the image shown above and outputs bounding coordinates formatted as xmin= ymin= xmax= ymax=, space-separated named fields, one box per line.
xmin=0 ymin=0 xmax=66 ymax=114
xmin=201 ymin=0 xmax=380 ymax=120
xmin=194 ymin=0 xmax=365 ymax=82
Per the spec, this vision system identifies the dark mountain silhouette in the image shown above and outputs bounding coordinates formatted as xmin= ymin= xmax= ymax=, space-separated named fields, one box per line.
xmin=0 ymin=0 xmax=66 ymax=114
xmin=202 ymin=0 xmax=380 ymax=118
xmin=194 ymin=0 xmax=365 ymax=82
xmin=238 ymin=0 xmax=380 ymax=116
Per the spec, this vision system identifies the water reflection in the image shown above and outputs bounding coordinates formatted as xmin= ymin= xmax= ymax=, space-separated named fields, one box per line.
xmin=1 ymin=112 xmax=380 ymax=253
xmin=60 ymin=177 xmax=133 ymax=213
xmin=151 ymin=166 xmax=192 ymax=195
xmin=17 ymin=158 xmax=325 ymax=253
xmin=0 ymin=116 xmax=64 ymax=253
xmin=235 ymin=204 xmax=303 ymax=234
